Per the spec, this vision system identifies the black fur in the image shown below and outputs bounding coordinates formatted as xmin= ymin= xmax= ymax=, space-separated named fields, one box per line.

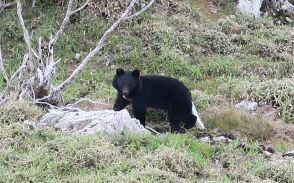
xmin=112 ymin=69 xmax=196 ymax=132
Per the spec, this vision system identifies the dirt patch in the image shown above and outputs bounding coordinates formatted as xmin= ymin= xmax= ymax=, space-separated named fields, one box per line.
xmin=193 ymin=0 xmax=222 ymax=21
xmin=266 ymin=120 xmax=294 ymax=149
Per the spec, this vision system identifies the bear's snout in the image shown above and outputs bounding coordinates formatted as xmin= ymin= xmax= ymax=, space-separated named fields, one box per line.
xmin=122 ymin=89 xmax=129 ymax=96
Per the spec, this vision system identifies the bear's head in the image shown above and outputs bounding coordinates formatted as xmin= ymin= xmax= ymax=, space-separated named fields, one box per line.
xmin=112 ymin=68 xmax=142 ymax=99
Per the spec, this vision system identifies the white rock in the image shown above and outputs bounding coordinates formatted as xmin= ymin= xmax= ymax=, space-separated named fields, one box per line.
xmin=237 ymin=0 xmax=263 ymax=17
xmin=199 ymin=136 xmax=211 ymax=143
xmin=235 ymin=100 xmax=258 ymax=112
xmin=213 ymin=136 xmax=232 ymax=143
xmin=36 ymin=108 xmax=149 ymax=135
xmin=74 ymin=53 xmax=81 ymax=61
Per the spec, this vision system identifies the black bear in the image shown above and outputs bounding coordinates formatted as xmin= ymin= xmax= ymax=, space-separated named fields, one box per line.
xmin=112 ymin=68 xmax=197 ymax=132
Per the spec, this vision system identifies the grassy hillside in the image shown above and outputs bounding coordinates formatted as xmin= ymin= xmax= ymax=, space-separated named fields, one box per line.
xmin=1 ymin=102 xmax=293 ymax=182
xmin=1 ymin=0 xmax=294 ymax=182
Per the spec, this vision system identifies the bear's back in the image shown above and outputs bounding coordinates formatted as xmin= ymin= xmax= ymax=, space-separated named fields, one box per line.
xmin=140 ymin=75 xmax=191 ymax=109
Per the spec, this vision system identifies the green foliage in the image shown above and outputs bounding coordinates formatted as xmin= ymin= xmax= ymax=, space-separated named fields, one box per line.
xmin=218 ymin=77 xmax=253 ymax=100
xmin=0 ymin=101 xmax=44 ymax=124
xmin=198 ymin=56 xmax=242 ymax=77
xmin=248 ymin=79 xmax=294 ymax=123
xmin=0 ymin=121 xmax=213 ymax=182
xmin=1 ymin=120 xmax=292 ymax=183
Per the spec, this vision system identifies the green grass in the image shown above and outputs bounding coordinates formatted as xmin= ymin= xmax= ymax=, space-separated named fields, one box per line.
xmin=1 ymin=0 xmax=294 ymax=182
xmin=0 ymin=119 xmax=212 ymax=182
xmin=1 ymin=118 xmax=293 ymax=182
xmin=202 ymin=107 xmax=275 ymax=141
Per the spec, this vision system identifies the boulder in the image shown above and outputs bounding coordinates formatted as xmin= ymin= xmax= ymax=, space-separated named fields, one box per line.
xmin=36 ymin=107 xmax=149 ymax=135
xmin=237 ymin=0 xmax=263 ymax=17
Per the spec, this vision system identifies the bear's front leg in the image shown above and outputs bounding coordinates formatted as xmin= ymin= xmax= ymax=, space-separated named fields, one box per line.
xmin=132 ymin=100 xmax=147 ymax=126
xmin=133 ymin=110 xmax=146 ymax=126
xmin=113 ymin=93 xmax=130 ymax=111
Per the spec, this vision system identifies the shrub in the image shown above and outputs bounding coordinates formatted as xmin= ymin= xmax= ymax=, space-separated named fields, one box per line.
xmin=248 ymin=79 xmax=294 ymax=123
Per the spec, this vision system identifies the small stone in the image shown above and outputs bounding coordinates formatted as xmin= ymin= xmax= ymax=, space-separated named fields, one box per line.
xmin=282 ymin=150 xmax=294 ymax=159
xmin=199 ymin=136 xmax=211 ymax=143
xmin=235 ymin=100 xmax=258 ymax=112
xmin=213 ymin=136 xmax=232 ymax=143
xmin=263 ymin=150 xmax=273 ymax=158
xmin=285 ymin=17 xmax=292 ymax=23
xmin=74 ymin=53 xmax=81 ymax=61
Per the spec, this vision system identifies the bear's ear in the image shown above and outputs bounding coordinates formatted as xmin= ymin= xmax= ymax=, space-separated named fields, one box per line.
xmin=132 ymin=69 xmax=140 ymax=78
xmin=116 ymin=68 xmax=124 ymax=76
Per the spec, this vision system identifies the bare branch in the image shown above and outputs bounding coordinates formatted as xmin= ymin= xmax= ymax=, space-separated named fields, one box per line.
xmin=37 ymin=0 xmax=157 ymax=103
xmin=37 ymin=37 xmax=43 ymax=67
xmin=124 ymin=0 xmax=156 ymax=20
xmin=49 ymin=0 xmax=74 ymax=47
xmin=49 ymin=0 xmax=91 ymax=47
xmin=32 ymin=0 xmax=36 ymax=8
xmin=38 ymin=0 xmax=141 ymax=102
xmin=0 ymin=1 xmax=16 ymax=10
xmin=71 ymin=0 xmax=91 ymax=15
xmin=16 ymin=0 xmax=40 ymax=59
xmin=18 ymin=86 xmax=29 ymax=101
xmin=145 ymin=126 xmax=161 ymax=135
xmin=34 ymin=101 xmax=59 ymax=109
xmin=69 ymin=98 xmax=106 ymax=106
xmin=0 ymin=46 xmax=8 ymax=82
xmin=0 ymin=61 xmax=26 ymax=101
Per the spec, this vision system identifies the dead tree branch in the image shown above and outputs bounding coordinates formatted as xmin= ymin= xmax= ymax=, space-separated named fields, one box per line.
xmin=0 ymin=46 xmax=8 ymax=82
xmin=53 ymin=0 xmax=139 ymax=91
xmin=11 ymin=0 xmax=90 ymax=104
xmin=38 ymin=0 xmax=156 ymax=102
xmin=32 ymin=0 xmax=36 ymax=8
xmin=49 ymin=0 xmax=74 ymax=47
xmin=124 ymin=0 xmax=156 ymax=20
xmin=1 ymin=0 xmax=155 ymax=105
xmin=50 ymin=0 xmax=90 ymax=46
xmin=0 ymin=1 xmax=16 ymax=10
xmin=71 ymin=0 xmax=90 ymax=15
xmin=17 ymin=0 xmax=39 ymax=59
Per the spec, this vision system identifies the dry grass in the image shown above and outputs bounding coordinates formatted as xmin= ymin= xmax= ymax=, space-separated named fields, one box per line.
xmin=202 ymin=106 xmax=275 ymax=141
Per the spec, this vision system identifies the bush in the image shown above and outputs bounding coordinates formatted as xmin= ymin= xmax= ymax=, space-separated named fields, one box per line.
xmin=0 ymin=101 xmax=44 ymax=125
xmin=248 ymin=79 xmax=294 ymax=123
